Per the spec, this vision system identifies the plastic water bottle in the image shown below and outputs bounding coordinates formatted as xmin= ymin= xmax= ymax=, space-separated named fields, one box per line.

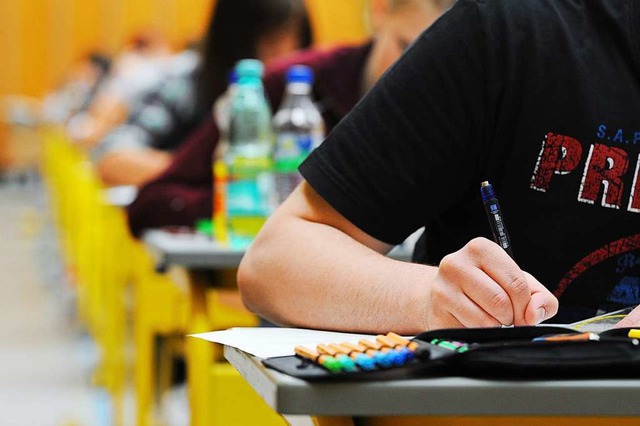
xmin=273 ymin=65 xmax=324 ymax=204
xmin=223 ymin=59 xmax=275 ymax=248
xmin=212 ymin=72 xmax=238 ymax=244
xmin=214 ymin=70 xmax=239 ymax=145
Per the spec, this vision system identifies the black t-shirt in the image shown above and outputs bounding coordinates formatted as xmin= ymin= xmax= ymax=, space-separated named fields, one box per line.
xmin=300 ymin=0 xmax=640 ymax=322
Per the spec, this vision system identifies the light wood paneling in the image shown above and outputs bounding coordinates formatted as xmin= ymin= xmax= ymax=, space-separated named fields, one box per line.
xmin=0 ymin=0 xmax=368 ymax=98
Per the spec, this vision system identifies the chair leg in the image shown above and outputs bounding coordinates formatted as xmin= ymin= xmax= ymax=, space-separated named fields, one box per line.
xmin=134 ymin=315 xmax=154 ymax=426
xmin=185 ymin=277 xmax=213 ymax=426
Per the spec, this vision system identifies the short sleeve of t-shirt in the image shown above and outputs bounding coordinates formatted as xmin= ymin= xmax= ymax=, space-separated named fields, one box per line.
xmin=299 ymin=0 xmax=487 ymax=245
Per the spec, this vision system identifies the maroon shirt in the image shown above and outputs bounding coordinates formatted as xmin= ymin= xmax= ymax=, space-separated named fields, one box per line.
xmin=127 ymin=43 xmax=372 ymax=237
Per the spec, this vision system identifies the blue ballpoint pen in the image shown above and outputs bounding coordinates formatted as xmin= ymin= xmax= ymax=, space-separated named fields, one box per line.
xmin=480 ymin=181 xmax=514 ymax=259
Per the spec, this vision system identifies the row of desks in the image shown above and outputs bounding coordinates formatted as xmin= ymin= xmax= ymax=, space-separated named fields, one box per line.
xmin=142 ymin=229 xmax=640 ymax=425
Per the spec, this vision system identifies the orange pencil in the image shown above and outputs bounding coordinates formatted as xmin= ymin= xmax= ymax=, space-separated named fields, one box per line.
xmin=386 ymin=332 xmax=419 ymax=351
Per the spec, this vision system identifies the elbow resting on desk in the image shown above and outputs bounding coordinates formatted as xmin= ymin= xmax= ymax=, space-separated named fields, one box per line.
xmin=236 ymin=245 xmax=266 ymax=320
xmin=237 ymin=183 xmax=430 ymax=333
xmin=236 ymin=215 xmax=301 ymax=327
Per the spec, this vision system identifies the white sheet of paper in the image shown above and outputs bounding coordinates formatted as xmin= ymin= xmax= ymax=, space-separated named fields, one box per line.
xmin=191 ymin=327 xmax=380 ymax=359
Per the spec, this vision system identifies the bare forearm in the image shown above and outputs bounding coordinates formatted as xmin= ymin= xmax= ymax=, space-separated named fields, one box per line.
xmin=238 ymin=183 xmax=559 ymax=334
xmin=96 ymin=149 xmax=173 ymax=187
xmin=239 ymin=212 xmax=436 ymax=334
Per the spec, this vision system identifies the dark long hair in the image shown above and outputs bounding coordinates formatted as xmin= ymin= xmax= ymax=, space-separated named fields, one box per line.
xmin=195 ymin=0 xmax=313 ymax=114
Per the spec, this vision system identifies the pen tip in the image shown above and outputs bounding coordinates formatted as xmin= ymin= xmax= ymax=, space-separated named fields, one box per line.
xmin=481 ymin=181 xmax=490 ymax=187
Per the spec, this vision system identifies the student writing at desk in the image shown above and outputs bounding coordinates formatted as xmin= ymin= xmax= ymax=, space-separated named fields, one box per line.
xmin=93 ymin=0 xmax=313 ymax=187
xmin=239 ymin=0 xmax=640 ymax=333
xmin=127 ymin=0 xmax=456 ymax=235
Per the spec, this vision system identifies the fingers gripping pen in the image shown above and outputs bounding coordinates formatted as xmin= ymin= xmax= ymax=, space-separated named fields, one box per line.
xmin=480 ymin=181 xmax=514 ymax=259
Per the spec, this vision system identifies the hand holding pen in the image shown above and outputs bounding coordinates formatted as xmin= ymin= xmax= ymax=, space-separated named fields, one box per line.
xmin=422 ymin=182 xmax=558 ymax=330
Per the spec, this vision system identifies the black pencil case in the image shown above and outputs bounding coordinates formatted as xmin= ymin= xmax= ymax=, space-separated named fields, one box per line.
xmin=261 ymin=326 xmax=640 ymax=381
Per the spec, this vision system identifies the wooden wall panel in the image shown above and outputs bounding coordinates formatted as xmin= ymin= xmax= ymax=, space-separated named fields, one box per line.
xmin=46 ymin=0 xmax=74 ymax=90
xmin=165 ymin=0 xmax=214 ymax=49
xmin=19 ymin=0 xmax=48 ymax=97
xmin=306 ymin=0 xmax=370 ymax=46
xmin=124 ymin=0 xmax=155 ymax=44
xmin=0 ymin=0 xmax=369 ymax=99
xmin=72 ymin=0 xmax=102 ymax=58
xmin=0 ymin=1 xmax=22 ymax=96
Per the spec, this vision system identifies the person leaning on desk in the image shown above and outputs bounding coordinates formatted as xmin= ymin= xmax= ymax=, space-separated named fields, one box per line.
xmin=92 ymin=0 xmax=313 ymax=188
xmin=238 ymin=0 xmax=640 ymax=334
xmin=126 ymin=0 xmax=457 ymax=236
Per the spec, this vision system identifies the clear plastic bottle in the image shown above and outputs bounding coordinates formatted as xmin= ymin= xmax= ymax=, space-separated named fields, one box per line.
xmin=273 ymin=65 xmax=324 ymax=204
xmin=212 ymin=71 xmax=238 ymax=244
xmin=214 ymin=70 xmax=239 ymax=145
xmin=223 ymin=59 xmax=275 ymax=248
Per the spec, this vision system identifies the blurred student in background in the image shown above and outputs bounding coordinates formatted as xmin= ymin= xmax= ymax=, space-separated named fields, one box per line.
xmin=127 ymin=0 xmax=456 ymax=237
xmin=93 ymin=0 xmax=312 ymax=187
xmin=65 ymin=33 xmax=172 ymax=147
xmin=41 ymin=53 xmax=112 ymax=125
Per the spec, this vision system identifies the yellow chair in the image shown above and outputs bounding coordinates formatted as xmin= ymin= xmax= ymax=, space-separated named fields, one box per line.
xmin=41 ymin=128 xmax=131 ymax=426
xmin=208 ymin=363 xmax=288 ymax=426
xmin=131 ymin=243 xmax=189 ymax=426
xmin=202 ymin=305 xmax=287 ymax=426
xmin=97 ymin=202 xmax=134 ymax=426
xmin=131 ymin=252 xmax=287 ymax=426
xmin=185 ymin=271 xmax=286 ymax=426
xmin=42 ymin=145 xmax=309 ymax=426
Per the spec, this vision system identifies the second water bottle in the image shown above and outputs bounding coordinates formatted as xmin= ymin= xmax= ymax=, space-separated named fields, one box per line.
xmin=273 ymin=65 xmax=324 ymax=203
xmin=223 ymin=59 xmax=275 ymax=248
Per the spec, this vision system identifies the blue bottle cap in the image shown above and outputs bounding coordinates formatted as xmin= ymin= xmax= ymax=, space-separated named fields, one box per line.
xmin=235 ymin=59 xmax=264 ymax=79
xmin=286 ymin=65 xmax=314 ymax=84
xmin=228 ymin=70 xmax=238 ymax=84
